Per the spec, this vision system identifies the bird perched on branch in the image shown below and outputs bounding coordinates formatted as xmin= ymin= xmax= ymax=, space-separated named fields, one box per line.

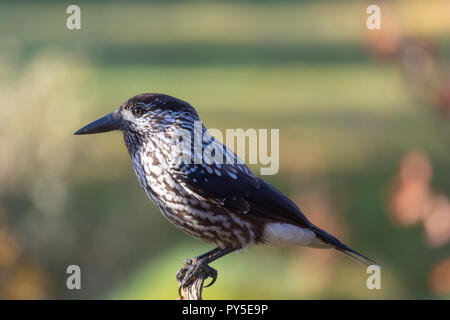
xmin=75 ymin=93 xmax=376 ymax=294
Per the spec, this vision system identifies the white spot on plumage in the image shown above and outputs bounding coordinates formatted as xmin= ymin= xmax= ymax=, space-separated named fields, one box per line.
xmin=262 ymin=223 xmax=327 ymax=247
xmin=205 ymin=213 xmax=228 ymax=223
xmin=150 ymin=165 xmax=162 ymax=176
xmin=227 ymin=171 xmax=238 ymax=179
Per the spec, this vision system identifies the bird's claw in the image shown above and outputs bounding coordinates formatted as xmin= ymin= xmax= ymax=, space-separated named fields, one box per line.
xmin=176 ymin=257 xmax=218 ymax=297
xmin=203 ymin=267 xmax=218 ymax=288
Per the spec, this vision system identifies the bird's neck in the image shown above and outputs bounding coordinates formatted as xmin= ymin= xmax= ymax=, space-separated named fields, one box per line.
xmin=126 ymin=124 xmax=219 ymax=175
xmin=130 ymin=131 xmax=188 ymax=172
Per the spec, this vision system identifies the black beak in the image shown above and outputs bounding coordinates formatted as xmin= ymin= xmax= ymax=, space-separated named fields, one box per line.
xmin=74 ymin=112 xmax=124 ymax=135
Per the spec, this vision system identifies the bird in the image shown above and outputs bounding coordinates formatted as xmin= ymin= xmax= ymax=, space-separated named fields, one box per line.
xmin=75 ymin=93 xmax=376 ymax=293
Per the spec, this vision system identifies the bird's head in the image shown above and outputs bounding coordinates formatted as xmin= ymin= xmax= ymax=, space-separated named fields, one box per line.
xmin=74 ymin=93 xmax=201 ymax=154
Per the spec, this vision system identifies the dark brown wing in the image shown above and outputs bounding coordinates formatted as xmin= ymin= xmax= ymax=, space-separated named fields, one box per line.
xmin=173 ymin=163 xmax=313 ymax=228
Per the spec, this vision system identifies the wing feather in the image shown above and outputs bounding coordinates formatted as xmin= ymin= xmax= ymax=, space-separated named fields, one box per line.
xmin=173 ymin=163 xmax=313 ymax=229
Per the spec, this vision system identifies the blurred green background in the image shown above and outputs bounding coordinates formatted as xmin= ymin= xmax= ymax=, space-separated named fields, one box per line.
xmin=0 ymin=0 xmax=449 ymax=299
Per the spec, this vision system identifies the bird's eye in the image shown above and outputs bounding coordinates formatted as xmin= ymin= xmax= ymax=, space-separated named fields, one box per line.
xmin=133 ymin=107 xmax=145 ymax=117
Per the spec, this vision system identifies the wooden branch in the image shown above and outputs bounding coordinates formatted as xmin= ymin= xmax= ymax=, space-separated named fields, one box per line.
xmin=178 ymin=277 xmax=205 ymax=300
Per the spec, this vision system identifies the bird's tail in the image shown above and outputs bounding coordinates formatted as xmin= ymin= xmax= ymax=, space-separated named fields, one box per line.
xmin=310 ymin=225 xmax=378 ymax=267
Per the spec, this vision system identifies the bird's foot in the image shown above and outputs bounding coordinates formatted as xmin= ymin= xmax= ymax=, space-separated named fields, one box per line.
xmin=177 ymin=257 xmax=218 ymax=297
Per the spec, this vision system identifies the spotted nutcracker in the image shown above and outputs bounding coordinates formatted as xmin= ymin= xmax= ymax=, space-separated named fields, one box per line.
xmin=75 ymin=93 xmax=376 ymax=292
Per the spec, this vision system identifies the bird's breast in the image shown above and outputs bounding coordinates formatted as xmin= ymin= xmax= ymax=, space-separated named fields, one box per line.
xmin=131 ymin=149 xmax=262 ymax=249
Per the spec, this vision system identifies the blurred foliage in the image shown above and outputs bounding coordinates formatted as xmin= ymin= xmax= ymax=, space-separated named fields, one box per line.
xmin=0 ymin=0 xmax=449 ymax=299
